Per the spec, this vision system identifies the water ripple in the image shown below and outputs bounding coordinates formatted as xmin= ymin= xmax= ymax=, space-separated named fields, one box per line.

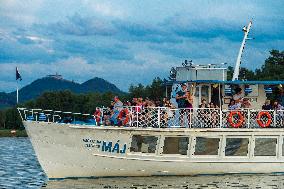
xmin=0 ymin=138 xmax=46 ymax=189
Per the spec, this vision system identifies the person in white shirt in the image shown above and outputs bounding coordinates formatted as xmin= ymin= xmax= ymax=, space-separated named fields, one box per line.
xmin=233 ymin=87 xmax=244 ymax=108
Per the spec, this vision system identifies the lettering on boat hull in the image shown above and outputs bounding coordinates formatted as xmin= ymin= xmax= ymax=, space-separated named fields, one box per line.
xmin=82 ymin=138 xmax=127 ymax=154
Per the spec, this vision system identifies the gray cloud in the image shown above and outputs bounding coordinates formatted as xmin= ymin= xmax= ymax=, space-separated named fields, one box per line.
xmin=48 ymin=13 xmax=117 ymax=36
xmin=0 ymin=1 xmax=284 ymax=93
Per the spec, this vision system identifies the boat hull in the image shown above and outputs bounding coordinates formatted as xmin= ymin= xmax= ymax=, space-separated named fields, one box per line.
xmin=24 ymin=121 xmax=284 ymax=179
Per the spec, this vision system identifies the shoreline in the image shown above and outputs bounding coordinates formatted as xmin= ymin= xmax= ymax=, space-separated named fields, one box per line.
xmin=0 ymin=129 xmax=28 ymax=137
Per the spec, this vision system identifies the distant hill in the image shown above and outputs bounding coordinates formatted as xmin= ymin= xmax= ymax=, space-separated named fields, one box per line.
xmin=0 ymin=76 xmax=123 ymax=108
xmin=81 ymin=77 xmax=122 ymax=93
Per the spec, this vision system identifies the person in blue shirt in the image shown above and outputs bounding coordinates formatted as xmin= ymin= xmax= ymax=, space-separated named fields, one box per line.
xmin=176 ymin=84 xmax=191 ymax=127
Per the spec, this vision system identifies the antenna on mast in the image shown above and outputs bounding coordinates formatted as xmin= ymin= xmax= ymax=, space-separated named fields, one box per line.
xmin=232 ymin=20 xmax=253 ymax=81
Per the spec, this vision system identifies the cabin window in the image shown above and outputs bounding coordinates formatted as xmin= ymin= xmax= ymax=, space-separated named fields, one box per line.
xmin=163 ymin=137 xmax=189 ymax=155
xmin=130 ymin=135 xmax=158 ymax=153
xmin=254 ymin=138 xmax=277 ymax=156
xmin=225 ymin=138 xmax=249 ymax=156
xmin=282 ymin=138 xmax=284 ymax=156
xmin=194 ymin=137 xmax=220 ymax=155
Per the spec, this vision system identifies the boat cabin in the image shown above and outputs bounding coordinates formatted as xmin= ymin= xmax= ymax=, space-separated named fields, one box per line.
xmin=166 ymin=64 xmax=284 ymax=110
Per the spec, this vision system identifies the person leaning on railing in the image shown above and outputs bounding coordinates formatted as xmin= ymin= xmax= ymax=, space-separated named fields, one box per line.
xmin=163 ymin=98 xmax=176 ymax=127
xmin=103 ymin=107 xmax=112 ymax=126
xmin=273 ymin=100 xmax=284 ymax=127
xmin=176 ymin=84 xmax=191 ymax=127
xmin=197 ymin=99 xmax=209 ymax=127
xmin=228 ymin=99 xmax=239 ymax=110
xmin=209 ymin=102 xmax=219 ymax=127
xmin=262 ymin=100 xmax=272 ymax=110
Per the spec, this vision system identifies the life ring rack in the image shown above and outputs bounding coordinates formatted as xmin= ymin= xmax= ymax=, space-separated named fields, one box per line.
xmin=228 ymin=111 xmax=244 ymax=128
xmin=256 ymin=111 xmax=272 ymax=128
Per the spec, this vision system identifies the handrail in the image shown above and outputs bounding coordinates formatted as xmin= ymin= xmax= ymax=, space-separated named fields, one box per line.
xmin=17 ymin=107 xmax=284 ymax=129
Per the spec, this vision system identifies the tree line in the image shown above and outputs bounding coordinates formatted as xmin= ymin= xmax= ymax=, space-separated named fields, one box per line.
xmin=227 ymin=50 xmax=284 ymax=80
xmin=0 ymin=49 xmax=283 ymax=130
xmin=0 ymin=78 xmax=164 ymax=130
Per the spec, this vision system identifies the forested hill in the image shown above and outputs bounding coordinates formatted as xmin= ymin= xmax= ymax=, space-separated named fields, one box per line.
xmin=0 ymin=76 xmax=122 ymax=108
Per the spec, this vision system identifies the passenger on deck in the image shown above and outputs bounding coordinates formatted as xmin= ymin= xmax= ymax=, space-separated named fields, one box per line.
xmin=262 ymin=100 xmax=272 ymax=110
xmin=209 ymin=102 xmax=219 ymax=127
xmin=93 ymin=107 xmax=102 ymax=126
xmin=103 ymin=107 xmax=112 ymax=126
xmin=111 ymin=96 xmax=123 ymax=125
xmin=176 ymin=84 xmax=188 ymax=108
xmin=197 ymin=99 xmax=209 ymax=127
xmin=233 ymin=87 xmax=244 ymax=106
xmin=199 ymin=99 xmax=209 ymax=108
xmin=114 ymin=96 xmax=123 ymax=110
xmin=176 ymin=83 xmax=191 ymax=127
xmin=273 ymin=101 xmax=283 ymax=111
xmin=209 ymin=102 xmax=216 ymax=109
xmin=163 ymin=98 xmax=174 ymax=108
xmin=136 ymin=98 xmax=144 ymax=112
xmin=125 ymin=101 xmax=132 ymax=106
xmin=132 ymin=98 xmax=137 ymax=106
xmin=274 ymin=100 xmax=284 ymax=126
xmin=241 ymin=98 xmax=251 ymax=109
xmin=228 ymin=99 xmax=239 ymax=110
xmin=163 ymin=98 xmax=175 ymax=127
xmin=117 ymin=104 xmax=130 ymax=126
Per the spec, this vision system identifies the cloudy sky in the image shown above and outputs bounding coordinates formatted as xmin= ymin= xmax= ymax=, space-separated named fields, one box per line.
xmin=0 ymin=0 xmax=283 ymax=92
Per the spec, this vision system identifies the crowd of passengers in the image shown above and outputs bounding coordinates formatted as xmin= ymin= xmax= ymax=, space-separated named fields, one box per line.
xmin=93 ymin=84 xmax=284 ymax=127
xmin=227 ymin=87 xmax=284 ymax=111
xmin=94 ymin=82 xmax=222 ymax=127
xmin=94 ymin=96 xmax=176 ymax=126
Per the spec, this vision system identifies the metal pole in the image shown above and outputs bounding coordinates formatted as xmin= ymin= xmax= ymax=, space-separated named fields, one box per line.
xmin=16 ymin=81 xmax=19 ymax=104
xmin=232 ymin=20 xmax=253 ymax=81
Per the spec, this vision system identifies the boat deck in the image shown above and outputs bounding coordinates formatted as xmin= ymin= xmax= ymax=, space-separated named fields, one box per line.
xmin=18 ymin=107 xmax=284 ymax=129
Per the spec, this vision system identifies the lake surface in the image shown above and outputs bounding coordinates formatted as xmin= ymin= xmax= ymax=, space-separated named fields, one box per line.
xmin=1 ymin=137 xmax=284 ymax=189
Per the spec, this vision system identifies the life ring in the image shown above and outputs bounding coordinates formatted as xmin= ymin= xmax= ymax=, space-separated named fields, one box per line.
xmin=228 ymin=111 xmax=244 ymax=128
xmin=118 ymin=109 xmax=130 ymax=125
xmin=256 ymin=111 xmax=272 ymax=128
xmin=93 ymin=110 xmax=102 ymax=124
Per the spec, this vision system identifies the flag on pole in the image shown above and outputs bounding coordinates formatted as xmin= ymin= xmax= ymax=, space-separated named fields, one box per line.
xmin=16 ymin=67 xmax=22 ymax=81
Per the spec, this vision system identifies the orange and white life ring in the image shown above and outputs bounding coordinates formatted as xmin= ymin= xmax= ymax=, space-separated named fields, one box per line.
xmin=118 ymin=109 xmax=130 ymax=125
xmin=256 ymin=111 xmax=272 ymax=128
xmin=228 ymin=111 xmax=244 ymax=128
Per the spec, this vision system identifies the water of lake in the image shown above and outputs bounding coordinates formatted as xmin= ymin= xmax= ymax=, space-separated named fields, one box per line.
xmin=1 ymin=137 xmax=284 ymax=189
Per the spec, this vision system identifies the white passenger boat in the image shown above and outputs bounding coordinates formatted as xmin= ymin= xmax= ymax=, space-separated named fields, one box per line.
xmin=18 ymin=20 xmax=284 ymax=179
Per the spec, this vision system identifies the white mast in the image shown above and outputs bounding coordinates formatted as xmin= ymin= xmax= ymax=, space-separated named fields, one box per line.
xmin=232 ymin=20 xmax=253 ymax=81
xmin=16 ymin=82 xmax=19 ymax=104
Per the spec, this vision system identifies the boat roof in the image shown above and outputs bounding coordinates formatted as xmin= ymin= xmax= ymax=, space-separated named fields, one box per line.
xmin=166 ymin=80 xmax=284 ymax=85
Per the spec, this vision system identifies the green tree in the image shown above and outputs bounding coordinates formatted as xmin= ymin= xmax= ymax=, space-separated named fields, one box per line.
xmin=128 ymin=78 xmax=165 ymax=100
xmin=4 ymin=108 xmax=22 ymax=129
xmin=227 ymin=66 xmax=234 ymax=80
xmin=239 ymin=67 xmax=256 ymax=80
xmin=255 ymin=50 xmax=284 ymax=80
xmin=0 ymin=110 xmax=6 ymax=129
xmin=146 ymin=77 xmax=164 ymax=100
xmin=227 ymin=66 xmax=255 ymax=80
xmin=129 ymin=83 xmax=146 ymax=99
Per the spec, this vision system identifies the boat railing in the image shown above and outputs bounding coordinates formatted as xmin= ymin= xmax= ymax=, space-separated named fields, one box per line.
xmin=17 ymin=107 xmax=284 ymax=129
